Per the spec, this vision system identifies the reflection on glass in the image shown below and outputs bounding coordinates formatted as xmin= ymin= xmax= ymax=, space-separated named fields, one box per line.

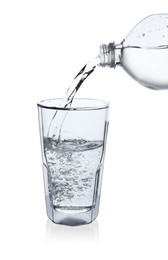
xmin=45 ymin=219 xmax=99 ymax=245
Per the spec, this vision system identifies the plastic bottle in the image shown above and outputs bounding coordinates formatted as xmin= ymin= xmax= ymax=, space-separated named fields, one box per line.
xmin=100 ymin=13 xmax=168 ymax=89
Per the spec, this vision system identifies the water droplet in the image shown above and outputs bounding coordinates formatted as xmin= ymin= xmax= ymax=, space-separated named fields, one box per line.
xmin=142 ymin=33 xmax=145 ymax=37
xmin=166 ymin=25 xmax=168 ymax=28
xmin=163 ymin=35 xmax=165 ymax=37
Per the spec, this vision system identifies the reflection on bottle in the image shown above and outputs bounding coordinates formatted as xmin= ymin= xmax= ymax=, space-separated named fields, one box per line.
xmin=45 ymin=219 xmax=99 ymax=245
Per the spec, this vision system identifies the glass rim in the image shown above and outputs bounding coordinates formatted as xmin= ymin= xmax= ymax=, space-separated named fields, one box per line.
xmin=37 ymin=98 xmax=110 ymax=111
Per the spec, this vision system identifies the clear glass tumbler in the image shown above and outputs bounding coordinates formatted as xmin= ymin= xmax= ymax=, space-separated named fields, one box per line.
xmin=37 ymin=98 xmax=109 ymax=226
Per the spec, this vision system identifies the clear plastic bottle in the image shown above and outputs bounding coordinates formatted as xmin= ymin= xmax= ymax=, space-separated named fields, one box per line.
xmin=100 ymin=13 xmax=168 ymax=89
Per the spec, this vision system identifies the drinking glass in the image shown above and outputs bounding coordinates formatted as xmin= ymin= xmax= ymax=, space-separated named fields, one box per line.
xmin=38 ymin=98 xmax=109 ymax=226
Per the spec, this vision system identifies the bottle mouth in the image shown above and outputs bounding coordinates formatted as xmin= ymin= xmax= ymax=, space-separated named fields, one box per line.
xmin=99 ymin=42 xmax=116 ymax=68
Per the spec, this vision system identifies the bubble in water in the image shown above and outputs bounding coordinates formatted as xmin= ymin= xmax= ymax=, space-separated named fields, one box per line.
xmin=44 ymin=138 xmax=103 ymax=213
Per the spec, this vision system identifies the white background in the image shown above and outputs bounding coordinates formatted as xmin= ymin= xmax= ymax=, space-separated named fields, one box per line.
xmin=1 ymin=1 xmax=168 ymax=259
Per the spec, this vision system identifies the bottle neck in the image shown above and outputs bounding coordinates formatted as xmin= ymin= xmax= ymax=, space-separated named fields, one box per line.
xmin=99 ymin=42 xmax=122 ymax=68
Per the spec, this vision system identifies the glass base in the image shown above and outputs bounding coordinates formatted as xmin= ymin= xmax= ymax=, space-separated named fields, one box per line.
xmin=45 ymin=197 xmax=100 ymax=226
xmin=48 ymin=208 xmax=97 ymax=226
